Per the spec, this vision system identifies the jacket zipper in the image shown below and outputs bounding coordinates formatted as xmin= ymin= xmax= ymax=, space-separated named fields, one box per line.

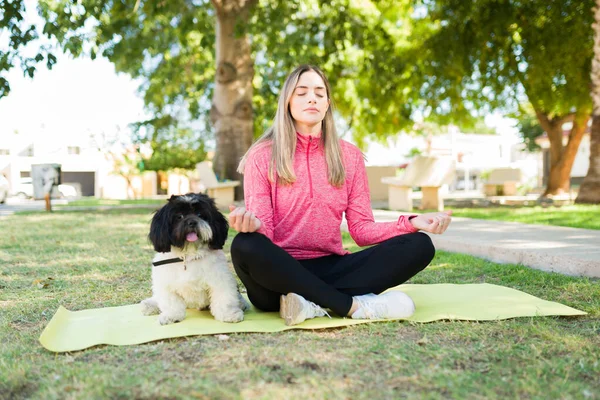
xmin=307 ymin=136 xmax=313 ymax=198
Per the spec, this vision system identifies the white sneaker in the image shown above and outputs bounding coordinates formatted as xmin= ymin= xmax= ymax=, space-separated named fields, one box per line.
xmin=351 ymin=291 xmax=415 ymax=320
xmin=280 ymin=293 xmax=330 ymax=326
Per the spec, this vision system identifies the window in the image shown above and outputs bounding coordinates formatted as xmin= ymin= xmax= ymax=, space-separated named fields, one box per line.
xmin=0 ymin=149 xmax=9 ymax=155
xmin=67 ymin=146 xmax=81 ymax=155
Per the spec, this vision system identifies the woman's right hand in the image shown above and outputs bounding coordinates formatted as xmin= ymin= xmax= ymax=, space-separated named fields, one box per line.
xmin=228 ymin=205 xmax=262 ymax=233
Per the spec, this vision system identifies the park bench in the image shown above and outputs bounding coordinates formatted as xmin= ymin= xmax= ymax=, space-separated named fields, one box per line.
xmin=196 ymin=161 xmax=240 ymax=207
xmin=381 ymin=155 xmax=455 ymax=211
xmin=484 ymin=168 xmax=522 ymax=196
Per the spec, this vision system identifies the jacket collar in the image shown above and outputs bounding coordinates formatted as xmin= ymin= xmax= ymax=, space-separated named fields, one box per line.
xmin=296 ymin=131 xmax=322 ymax=151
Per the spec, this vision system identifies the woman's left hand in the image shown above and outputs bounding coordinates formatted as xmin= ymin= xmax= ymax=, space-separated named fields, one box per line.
xmin=409 ymin=210 xmax=452 ymax=234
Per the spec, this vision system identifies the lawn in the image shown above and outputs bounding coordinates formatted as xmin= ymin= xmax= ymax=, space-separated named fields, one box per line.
xmin=57 ymin=198 xmax=166 ymax=207
xmin=449 ymin=204 xmax=600 ymax=230
xmin=0 ymin=208 xmax=598 ymax=399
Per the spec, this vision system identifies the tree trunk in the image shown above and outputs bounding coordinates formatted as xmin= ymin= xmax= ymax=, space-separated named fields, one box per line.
xmin=576 ymin=117 xmax=600 ymax=203
xmin=576 ymin=0 xmax=600 ymax=204
xmin=210 ymin=0 xmax=257 ymax=200
xmin=535 ymin=110 xmax=590 ymax=197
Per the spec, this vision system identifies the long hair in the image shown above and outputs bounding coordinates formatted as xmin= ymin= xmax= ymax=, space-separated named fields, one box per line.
xmin=237 ymin=65 xmax=345 ymax=187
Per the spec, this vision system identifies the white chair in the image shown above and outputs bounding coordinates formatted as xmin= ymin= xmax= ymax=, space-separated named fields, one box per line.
xmin=196 ymin=161 xmax=240 ymax=207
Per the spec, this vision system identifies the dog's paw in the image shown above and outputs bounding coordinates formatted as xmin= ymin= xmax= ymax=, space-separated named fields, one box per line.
xmin=214 ymin=308 xmax=244 ymax=323
xmin=158 ymin=312 xmax=185 ymax=325
xmin=140 ymin=298 xmax=160 ymax=316
xmin=239 ymin=294 xmax=251 ymax=311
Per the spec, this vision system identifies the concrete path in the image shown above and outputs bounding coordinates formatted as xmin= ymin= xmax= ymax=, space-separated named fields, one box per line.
xmin=357 ymin=210 xmax=600 ymax=279
xmin=0 ymin=199 xmax=159 ymax=218
xmin=0 ymin=198 xmax=63 ymax=217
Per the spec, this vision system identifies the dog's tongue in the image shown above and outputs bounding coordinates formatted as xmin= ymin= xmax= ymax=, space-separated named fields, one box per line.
xmin=186 ymin=232 xmax=198 ymax=242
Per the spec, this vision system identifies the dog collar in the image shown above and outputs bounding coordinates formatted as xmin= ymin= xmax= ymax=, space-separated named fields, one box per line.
xmin=152 ymin=257 xmax=184 ymax=267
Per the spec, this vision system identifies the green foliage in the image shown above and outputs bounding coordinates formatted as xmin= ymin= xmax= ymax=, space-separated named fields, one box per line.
xmin=0 ymin=0 xmax=57 ymax=97
xmin=416 ymin=0 xmax=594 ymax=120
xmin=39 ymin=0 xmax=216 ymax=170
xmin=516 ymin=113 xmax=544 ymax=152
xmin=130 ymin=116 xmax=208 ymax=171
xmin=10 ymin=0 xmax=585 ymax=175
xmin=250 ymin=0 xmax=420 ymax=143
xmin=459 ymin=118 xmax=497 ymax=134
xmin=36 ymin=0 xmax=425 ymax=151
xmin=406 ymin=146 xmax=423 ymax=158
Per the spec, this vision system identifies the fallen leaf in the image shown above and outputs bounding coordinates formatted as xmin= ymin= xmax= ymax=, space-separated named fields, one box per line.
xmin=33 ymin=277 xmax=54 ymax=289
xmin=417 ymin=336 xmax=429 ymax=346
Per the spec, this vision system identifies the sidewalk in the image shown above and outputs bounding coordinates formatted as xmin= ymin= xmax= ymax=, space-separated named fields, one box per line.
xmin=352 ymin=209 xmax=600 ymax=279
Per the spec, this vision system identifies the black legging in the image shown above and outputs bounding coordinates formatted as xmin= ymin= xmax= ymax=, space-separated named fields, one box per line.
xmin=231 ymin=232 xmax=435 ymax=317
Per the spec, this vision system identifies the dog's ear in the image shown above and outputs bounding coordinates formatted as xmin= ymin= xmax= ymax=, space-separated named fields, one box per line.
xmin=207 ymin=200 xmax=229 ymax=250
xmin=148 ymin=204 xmax=172 ymax=253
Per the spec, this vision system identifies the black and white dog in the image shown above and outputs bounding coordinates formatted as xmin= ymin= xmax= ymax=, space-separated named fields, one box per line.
xmin=141 ymin=193 xmax=249 ymax=324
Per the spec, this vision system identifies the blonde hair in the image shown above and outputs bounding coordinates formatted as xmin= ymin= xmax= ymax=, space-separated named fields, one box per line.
xmin=237 ymin=65 xmax=345 ymax=187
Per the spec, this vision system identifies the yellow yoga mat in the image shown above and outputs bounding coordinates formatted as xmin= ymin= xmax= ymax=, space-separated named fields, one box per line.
xmin=39 ymin=283 xmax=586 ymax=352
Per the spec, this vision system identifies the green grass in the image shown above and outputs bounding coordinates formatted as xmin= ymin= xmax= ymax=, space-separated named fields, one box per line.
xmin=450 ymin=204 xmax=600 ymax=230
xmin=1 ymin=208 xmax=599 ymax=399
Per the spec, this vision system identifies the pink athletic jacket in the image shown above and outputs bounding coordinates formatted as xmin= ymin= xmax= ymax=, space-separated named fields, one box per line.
xmin=243 ymin=132 xmax=418 ymax=260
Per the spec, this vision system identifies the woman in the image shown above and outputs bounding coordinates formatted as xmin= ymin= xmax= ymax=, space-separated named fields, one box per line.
xmin=229 ymin=65 xmax=451 ymax=326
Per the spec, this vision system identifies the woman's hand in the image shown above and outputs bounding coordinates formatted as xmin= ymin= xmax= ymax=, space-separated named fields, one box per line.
xmin=410 ymin=210 xmax=452 ymax=234
xmin=228 ymin=205 xmax=262 ymax=233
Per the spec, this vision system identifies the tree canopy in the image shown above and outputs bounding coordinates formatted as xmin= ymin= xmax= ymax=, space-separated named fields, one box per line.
xmin=33 ymin=0 xmax=426 ymax=146
xmin=3 ymin=0 xmax=597 ymax=195
xmin=0 ymin=0 xmax=57 ymax=97
xmin=415 ymin=0 xmax=593 ymax=120
xmin=414 ymin=0 xmax=595 ymax=195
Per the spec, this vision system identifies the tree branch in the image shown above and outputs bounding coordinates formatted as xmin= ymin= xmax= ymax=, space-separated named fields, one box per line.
xmin=533 ymin=107 xmax=553 ymax=134
xmin=213 ymin=0 xmax=257 ymax=15
xmin=210 ymin=0 xmax=223 ymax=14
xmin=554 ymin=112 xmax=577 ymax=127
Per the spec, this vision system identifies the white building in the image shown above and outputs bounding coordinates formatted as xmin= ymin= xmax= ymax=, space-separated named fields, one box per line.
xmin=0 ymin=131 xmax=167 ymax=199
xmin=0 ymin=132 xmax=108 ymax=197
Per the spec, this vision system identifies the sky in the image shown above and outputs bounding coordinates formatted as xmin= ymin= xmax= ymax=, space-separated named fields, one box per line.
xmin=0 ymin=50 xmax=147 ymax=147
xmin=0 ymin=0 xmax=147 ymax=149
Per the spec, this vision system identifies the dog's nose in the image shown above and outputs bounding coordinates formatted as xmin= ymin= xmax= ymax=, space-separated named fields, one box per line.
xmin=186 ymin=220 xmax=196 ymax=228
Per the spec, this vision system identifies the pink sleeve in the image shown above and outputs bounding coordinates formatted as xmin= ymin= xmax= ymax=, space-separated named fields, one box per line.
xmin=345 ymin=154 xmax=418 ymax=247
xmin=243 ymin=151 xmax=274 ymax=240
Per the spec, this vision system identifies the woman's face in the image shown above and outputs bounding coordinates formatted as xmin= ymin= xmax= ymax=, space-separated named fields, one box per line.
xmin=288 ymin=70 xmax=330 ymax=133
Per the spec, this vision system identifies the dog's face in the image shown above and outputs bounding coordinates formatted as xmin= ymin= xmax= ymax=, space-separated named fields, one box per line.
xmin=149 ymin=193 xmax=229 ymax=253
